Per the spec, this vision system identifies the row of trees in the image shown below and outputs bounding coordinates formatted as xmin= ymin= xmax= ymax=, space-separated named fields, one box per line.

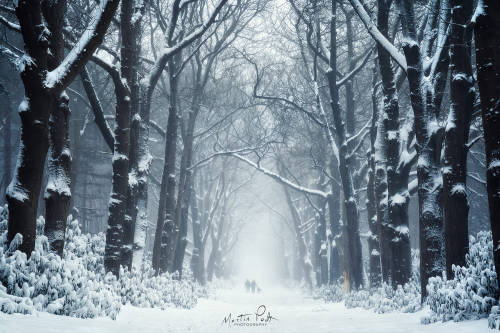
xmin=0 ymin=0 xmax=499 ymax=303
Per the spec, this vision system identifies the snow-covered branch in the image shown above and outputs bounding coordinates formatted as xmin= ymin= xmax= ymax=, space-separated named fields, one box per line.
xmin=44 ymin=0 xmax=120 ymax=91
xmin=348 ymin=0 xmax=407 ymax=71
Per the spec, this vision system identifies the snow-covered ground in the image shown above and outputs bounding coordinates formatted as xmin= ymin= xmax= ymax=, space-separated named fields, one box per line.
xmin=0 ymin=286 xmax=489 ymax=333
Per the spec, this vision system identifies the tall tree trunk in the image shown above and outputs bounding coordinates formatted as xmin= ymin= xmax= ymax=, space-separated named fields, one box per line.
xmin=104 ymin=80 xmax=131 ymax=276
xmin=377 ymin=0 xmax=411 ymax=288
xmin=283 ymin=185 xmax=313 ymax=289
xmin=190 ymin=182 xmax=205 ymax=284
xmin=374 ymin=109 xmax=391 ymax=283
xmin=328 ymin=183 xmax=341 ymax=284
xmin=173 ymin=174 xmax=192 ymax=274
xmin=396 ymin=0 xmax=450 ymax=300
xmin=132 ymin=87 xmax=152 ymax=270
xmin=42 ymin=0 xmax=72 ymax=256
xmin=121 ymin=0 xmax=143 ymax=270
xmin=7 ymin=0 xmax=52 ymax=255
xmin=173 ymin=94 xmax=200 ymax=273
xmin=44 ymin=93 xmax=71 ymax=256
xmin=0 ymin=83 xmax=12 ymax=204
xmin=367 ymin=66 xmax=382 ymax=288
xmin=443 ymin=0 xmax=474 ymax=278
xmin=473 ymin=0 xmax=500 ymax=289
xmin=153 ymin=58 xmax=180 ymax=273
xmin=104 ymin=0 xmax=135 ymax=277
xmin=318 ymin=202 xmax=329 ymax=285
xmin=326 ymin=0 xmax=363 ymax=289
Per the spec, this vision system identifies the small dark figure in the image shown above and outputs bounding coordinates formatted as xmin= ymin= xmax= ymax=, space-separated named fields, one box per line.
xmin=245 ymin=279 xmax=251 ymax=292
xmin=250 ymin=280 xmax=256 ymax=293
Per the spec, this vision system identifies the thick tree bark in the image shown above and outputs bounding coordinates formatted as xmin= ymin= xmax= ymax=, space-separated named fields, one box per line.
xmin=132 ymin=87 xmax=152 ymax=270
xmin=7 ymin=0 xmax=119 ymax=256
xmin=44 ymin=93 xmax=71 ymax=256
xmin=377 ymin=0 xmax=411 ymax=288
xmin=396 ymin=0 xmax=450 ymax=300
xmin=42 ymin=0 xmax=71 ymax=256
xmin=473 ymin=0 xmax=500 ymax=290
xmin=6 ymin=0 xmax=53 ymax=256
xmin=443 ymin=0 xmax=474 ymax=278
xmin=325 ymin=0 xmax=363 ymax=289
xmin=104 ymin=79 xmax=131 ymax=276
xmin=121 ymin=0 xmax=143 ymax=270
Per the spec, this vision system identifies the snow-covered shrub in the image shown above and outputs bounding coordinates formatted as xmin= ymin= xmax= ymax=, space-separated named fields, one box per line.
xmin=423 ymin=231 xmax=498 ymax=324
xmin=313 ymin=282 xmax=344 ymax=303
xmin=0 ymin=212 xmax=120 ymax=318
xmin=0 ymin=206 xmax=199 ymax=319
xmin=340 ymin=248 xmax=421 ymax=314
xmin=344 ymin=278 xmax=421 ymax=313
xmin=119 ymin=264 xmax=198 ymax=309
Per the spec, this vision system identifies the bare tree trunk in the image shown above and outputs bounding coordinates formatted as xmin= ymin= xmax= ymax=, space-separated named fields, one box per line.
xmin=104 ymin=0 xmax=136 ymax=277
xmin=396 ymin=0 xmax=450 ymax=300
xmin=328 ymin=183 xmax=341 ymax=284
xmin=190 ymin=182 xmax=205 ymax=284
xmin=443 ymin=0 xmax=474 ymax=278
xmin=153 ymin=58 xmax=180 ymax=273
xmin=325 ymin=0 xmax=363 ymax=289
xmin=44 ymin=93 xmax=71 ymax=256
xmin=0 ymin=83 xmax=12 ymax=204
xmin=374 ymin=110 xmax=391 ymax=283
xmin=283 ymin=185 xmax=313 ymax=289
xmin=473 ymin=0 xmax=500 ymax=289
xmin=173 ymin=93 xmax=200 ymax=273
xmin=367 ymin=66 xmax=381 ymax=288
xmin=104 ymin=81 xmax=131 ymax=276
xmin=121 ymin=0 xmax=143 ymax=270
xmin=377 ymin=0 xmax=411 ymax=287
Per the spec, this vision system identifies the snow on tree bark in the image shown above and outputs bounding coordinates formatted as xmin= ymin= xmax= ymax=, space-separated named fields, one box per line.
xmin=325 ymin=0 xmax=363 ymax=290
xmin=121 ymin=0 xmax=144 ymax=270
xmin=377 ymin=0 xmax=411 ymax=288
xmin=6 ymin=0 xmax=119 ymax=257
xmin=473 ymin=0 xmax=500 ymax=291
xmin=396 ymin=0 xmax=450 ymax=300
xmin=44 ymin=93 xmax=71 ymax=256
xmin=104 ymin=0 xmax=137 ymax=277
xmin=443 ymin=0 xmax=474 ymax=278
xmin=367 ymin=66 xmax=381 ymax=289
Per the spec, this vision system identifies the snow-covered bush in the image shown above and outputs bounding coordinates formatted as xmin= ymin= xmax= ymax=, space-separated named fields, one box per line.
xmin=423 ymin=231 xmax=498 ymax=324
xmin=344 ymin=278 xmax=421 ymax=313
xmin=313 ymin=282 xmax=344 ymax=303
xmin=119 ymin=265 xmax=198 ymax=309
xmin=0 ymin=208 xmax=120 ymax=318
xmin=0 ymin=206 xmax=199 ymax=319
xmin=331 ymin=249 xmax=421 ymax=313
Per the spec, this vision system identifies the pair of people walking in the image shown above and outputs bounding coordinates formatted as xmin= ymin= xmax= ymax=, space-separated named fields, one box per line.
xmin=245 ymin=279 xmax=261 ymax=293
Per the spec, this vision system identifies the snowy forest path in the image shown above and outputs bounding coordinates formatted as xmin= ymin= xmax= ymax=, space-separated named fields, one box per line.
xmin=0 ymin=285 xmax=489 ymax=332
